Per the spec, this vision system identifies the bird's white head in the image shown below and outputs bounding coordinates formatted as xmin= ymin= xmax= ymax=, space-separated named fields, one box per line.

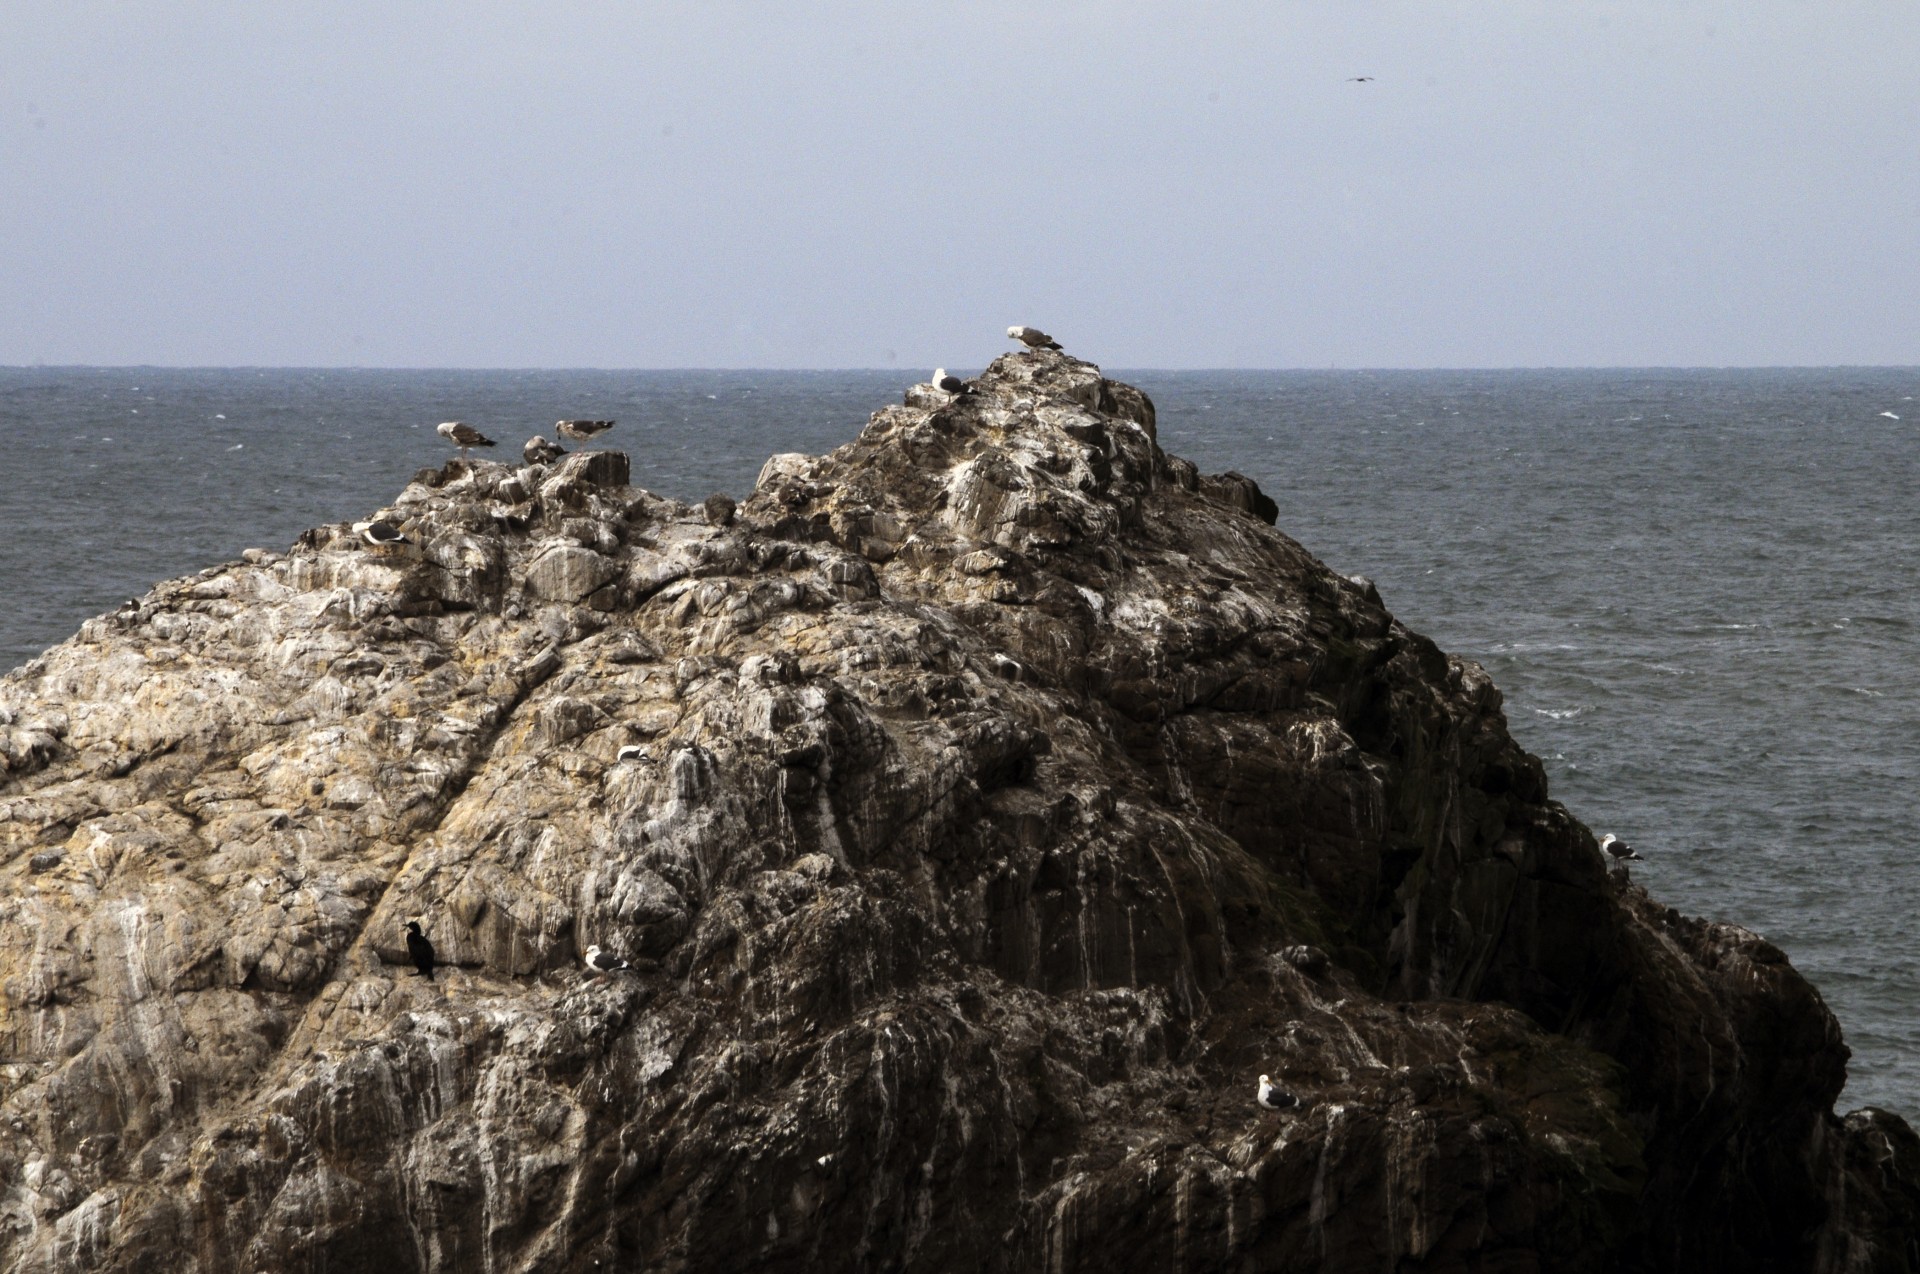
xmin=934 ymin=367 xmax=948 ymax=381
xmin=1006 ymin=326 xmax=1022 ymax=339
xmin=1599 ymin=834 xmax=1616 ymax=849
xmin=1258 ymin=1073 xmax=1270 ymax=1086
xmin=586 ymin=944 xmax=602 ymax=958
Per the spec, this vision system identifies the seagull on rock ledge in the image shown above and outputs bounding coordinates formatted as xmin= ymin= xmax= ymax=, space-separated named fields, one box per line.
xmin=524 ymin=435 xmax=566 ymax=466
xmin=584 ymin=944 xmax=632 ymax=975
xmin=933 ymin=368 xmax=969 ymax=397
xmin=1257 ymin=1074 xmax=1298 ymax=1110
xmin=353 ymin=519 xmax=409 ymax=549
xmin=437 ymin=421 xmax=496 ymax=459
xmin=1007 ymin=325 xmax=1063 ymax=351
xmin=1600 ymin=833 xmax=1644 ymax=862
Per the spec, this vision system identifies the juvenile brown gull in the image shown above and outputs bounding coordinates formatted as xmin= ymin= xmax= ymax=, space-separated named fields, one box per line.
xmin=1007 ymin=325 xmax=1062 ymax=351
xmin=437 ymin=421 xmax=496 ymax=459
xmin=557 ymin=419 xmax=615 ymax=442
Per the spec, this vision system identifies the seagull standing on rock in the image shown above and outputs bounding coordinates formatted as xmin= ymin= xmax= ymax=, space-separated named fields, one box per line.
xmin=1007 ymin=325 xmax=1063 ymax=351
xmin=584 ymin=944 xmax=632 ymax=975
xmin=1600 ymin=833 xmax=1644 ymax=862
xmin=437 ymin=421 xmax=496 ymax=460
xmin=933 ymin=368 xmax=969 ymax=397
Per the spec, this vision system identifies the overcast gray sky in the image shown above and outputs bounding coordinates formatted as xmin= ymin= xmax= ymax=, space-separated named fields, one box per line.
xmin=2 ymin=3 xmax=1915 ymax=368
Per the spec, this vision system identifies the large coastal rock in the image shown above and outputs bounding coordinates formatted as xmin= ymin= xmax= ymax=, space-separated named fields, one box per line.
xmin=0 ymin=353 xmax=1914 ymax=1272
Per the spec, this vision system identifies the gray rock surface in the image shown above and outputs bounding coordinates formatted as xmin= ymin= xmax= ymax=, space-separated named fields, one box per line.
xmin=0 ymin=351 xmax=1914 ymax=1272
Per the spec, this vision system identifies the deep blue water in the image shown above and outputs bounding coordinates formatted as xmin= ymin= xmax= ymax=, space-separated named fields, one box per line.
xmin=2 ymin=365 xmax=1916 ymax=1115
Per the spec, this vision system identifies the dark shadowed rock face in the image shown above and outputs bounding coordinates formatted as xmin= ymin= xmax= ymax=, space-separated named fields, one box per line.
xmin=0 ymin=353 xmax=1914 ymax=1272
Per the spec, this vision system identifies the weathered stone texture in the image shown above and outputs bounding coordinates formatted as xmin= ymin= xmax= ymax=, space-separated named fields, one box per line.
xmin=0 ymin=355 xmax=1913 ymax=1272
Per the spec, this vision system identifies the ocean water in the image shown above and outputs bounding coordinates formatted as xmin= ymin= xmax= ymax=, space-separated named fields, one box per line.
xmin=2 ymin=366 xmax=1916 ymax=1115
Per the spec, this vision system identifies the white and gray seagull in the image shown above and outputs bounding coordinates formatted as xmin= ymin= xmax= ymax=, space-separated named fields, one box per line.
xmin=1599 ymin=833 xmax=1644 ymax=862
xmin=933 ymin=368 xmax=969 ymax=397
xmin=353 ymin=519 xmax=409 ymax=549
xmin=583 ymin=944 xmax=632 ymax=975
xmin=524 ymin=435 xmax=566 ymax=466
xmin=1007 ymin=325 xmax=1063 ymax=352
xmin=1257 ymin=1074 xmax=1298 ymax=1110
xmin=437 ymin=420 xmax=496 ymax=459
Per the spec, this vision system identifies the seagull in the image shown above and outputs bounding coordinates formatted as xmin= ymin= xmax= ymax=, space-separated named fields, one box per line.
xmin=1879 ymin=411 xmax=1901 ymax=421
xmin=933 ymin=368 xmax=969 ymax=397
xmin=1007 ymin=325 xmax=1063 ymax=352
xmin=353 ymin=519 xmax=409 ymax=549
xmin=405 ymin=921 xmax=436 ymax=980
xmin=556 ymin=419 xmax=615 ymax=443
xmin=584 ymin=944 xmax=631 ymax=975
xmin=437 ymin=421 xmax=496 ymax=459
xmin=524 ymin=435 xmax=566 ymax=465
xmin=615 ymin=744 xmax=651 ymax=763
xmin=1257 ymin=1074 xmax=1298 ymax=1110
xmin=1599 ymin=833 xmax=1644 ymax=862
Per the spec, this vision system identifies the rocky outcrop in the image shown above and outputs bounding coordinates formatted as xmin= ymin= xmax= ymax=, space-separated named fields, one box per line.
xmin=0 ymin=352 xmax=1914 ymax=1272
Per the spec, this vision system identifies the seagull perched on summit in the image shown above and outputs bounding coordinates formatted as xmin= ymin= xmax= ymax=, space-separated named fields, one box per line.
xmin=1600 ymin=833 xmax=1644 ymax=862
xmin=933 ymin=368 xmax=969 ymax=397
xmin=557 ymin=419 xmax=615 ymax=443
xmin=437 ymin=421 xmax=496 ymax=459
xmin=584 ymin=944 xmax=632 ymax=975
xmin=1007 ymin=325 xmax=1062 ymax=351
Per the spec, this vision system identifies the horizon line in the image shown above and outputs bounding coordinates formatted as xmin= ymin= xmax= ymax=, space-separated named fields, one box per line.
xmin=4 ymin=362 xmax=1918 ymax=374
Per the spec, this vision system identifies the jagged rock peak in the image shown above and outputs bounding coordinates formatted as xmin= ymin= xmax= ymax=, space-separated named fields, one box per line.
xmin=0 ymin=352 xmax=1915 ymax=1272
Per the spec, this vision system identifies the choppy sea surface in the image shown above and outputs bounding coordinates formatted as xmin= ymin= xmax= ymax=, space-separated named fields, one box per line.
xmin=2 ymin=366 xmax=1916 ymax=1114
